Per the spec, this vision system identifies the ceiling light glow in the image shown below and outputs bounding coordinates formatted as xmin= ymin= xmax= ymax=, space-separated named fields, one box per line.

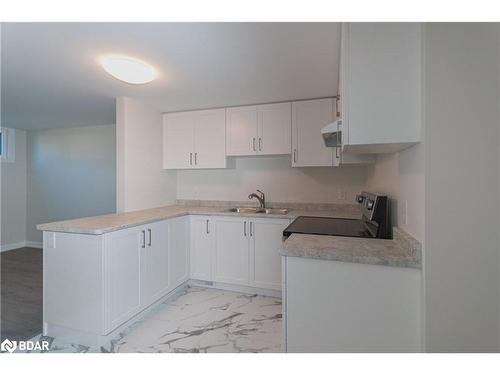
xmin=100 ymin=55 xmax=156 ymax=84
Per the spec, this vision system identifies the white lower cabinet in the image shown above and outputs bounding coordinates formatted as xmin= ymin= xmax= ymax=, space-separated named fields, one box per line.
xmin=168 ymin=216 xmax=190 ymax=287
xmin=141 ymin=220 xmax=170 ymax=308
xmin=250 ymin=218 xmax=289 ymax=290
xmin=104 ymin=225 xmax=145 ymax=332
xmin=213 ymin=217 xmax=249 ymax=286
xmin=43 ymin=214 xmax=286 ymax=346
xmin=190 ymin=216 xmax=214 ymax=281
xmin=211 ymin=216 xmax=288 ymax=291
xmin=104 ymin=220 xmax=172 ymax=333
xmin=284 ymin=256 xmax=422 ymax=352
xmin=44 ymin=217 xmax=188 ymax=343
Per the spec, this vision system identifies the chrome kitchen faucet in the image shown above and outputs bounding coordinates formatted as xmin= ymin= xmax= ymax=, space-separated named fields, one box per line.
xmin=248 ymin=190 xmax=266 ymax=208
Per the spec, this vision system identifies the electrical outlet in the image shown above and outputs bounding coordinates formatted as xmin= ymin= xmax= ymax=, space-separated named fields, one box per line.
xmin=401 ymin=200 xmax=408 ymax=225
xmin=337 ymin=190 xmax=346 ymax=200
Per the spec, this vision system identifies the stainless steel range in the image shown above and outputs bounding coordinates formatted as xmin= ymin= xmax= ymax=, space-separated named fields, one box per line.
xmin=283 ymin=191 xmax=390 ymax=239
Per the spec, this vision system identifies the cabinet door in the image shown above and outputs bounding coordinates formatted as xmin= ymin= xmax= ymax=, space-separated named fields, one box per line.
xmin=194 ymin=109 xmax=226 ymax=168
xmin=226 ymin=106 xmax=258 ymax=156
xmin=257 ymin=102 xmax=292 ymax=155
xmin=168 ymin=216 xmax=190 ymax=289
xmin=214 ymin=217 xmax=249 ymax=285
xmin=250 ymin=218 xmax=289 ymax=291
xmin=104 ymin=226 xmax=143 ymax=333
xmin=163 ymin=112 xmax=194 ymax=169
xmin=141 ymin=220 xmax=170 ymax=306
xmin=190 ymin=216 xmax=213 ymax=281
xmin=337 ymin=39 xmax=374 ymax=166
xmin=292 ymin=99 xmax=334 ymax=167
xmin=341 ymin=23 xmax=421 ymax=152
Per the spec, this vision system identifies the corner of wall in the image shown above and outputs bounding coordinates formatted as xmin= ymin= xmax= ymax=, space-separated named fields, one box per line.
xmin=115 ymin=97 xmax=177 ymax=212
xmin=116 ymin=97 xmax=126 ymax=213
xmin=364 ymin=143 xmax=425 ymax=242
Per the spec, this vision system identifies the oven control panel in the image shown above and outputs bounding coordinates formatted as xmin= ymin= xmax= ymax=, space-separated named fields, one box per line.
xmin=356 ymin=192 xmax=387 ymax=221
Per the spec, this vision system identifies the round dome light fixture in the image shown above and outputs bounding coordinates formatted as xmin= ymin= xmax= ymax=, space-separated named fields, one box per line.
xmin=99 ymin=55 xmax=157 ymax=85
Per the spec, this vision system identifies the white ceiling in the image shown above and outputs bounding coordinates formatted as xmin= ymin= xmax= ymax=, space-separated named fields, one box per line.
xmin=1 ymin=23 xmax=341 ymax=130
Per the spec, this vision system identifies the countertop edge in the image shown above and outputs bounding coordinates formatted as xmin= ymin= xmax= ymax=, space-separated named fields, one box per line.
xmin=280 ymin=228 xmax=422 ymax=270
xmin=36 ymin=205 xmax=361 ymax=235
xmin=36 ymin=211 xmax=191 ymax=235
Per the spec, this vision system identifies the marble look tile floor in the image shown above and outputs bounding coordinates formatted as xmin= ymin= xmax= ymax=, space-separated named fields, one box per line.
xmin=20 ymin=287 xmax=283 ymax=353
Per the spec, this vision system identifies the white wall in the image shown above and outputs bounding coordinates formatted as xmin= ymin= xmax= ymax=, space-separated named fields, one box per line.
xmin=26 ymin=125 xmax=116 ymax=243
xmin=177 ymin=155 xmax=367 ymax=204
xmin=1 ymin=129 xmax=28 ymax=249
xmin=424 ymin=23 xmax=499 ymax=352
xmin=365 ymin=143 xmax=425 ymax=241
xmin=116 ymin=97 xmax=176 ymax=212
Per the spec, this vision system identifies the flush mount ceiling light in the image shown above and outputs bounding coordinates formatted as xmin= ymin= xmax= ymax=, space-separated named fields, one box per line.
xmin=99 ymin=55 xmax=157 ymax=84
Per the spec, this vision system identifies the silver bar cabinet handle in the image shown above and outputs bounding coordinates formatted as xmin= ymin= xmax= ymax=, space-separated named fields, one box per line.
xmin=195 ymin=152 xmax=198 ymax=165
xmin=252 ymin=138 xmax=256 ymax=152
xmin=258 ymin=138 xmax=262 ymax=151
xmin=141 ymin=230 xmax=146 ymax=248
xmin=148 ymin=229 xmax=152 ymax=247
xmin=293 ymin=149 xmax=297 ymax=163
xmin=206 ymin=219 xmax=209 ymax=234
xmin=335 ymin=95 xmax=341 ymax=117
xmin=244 ymin=221 xmax=247 ymax=236
xmin=336 ymin=118 xmax=341 ymax=160
xmin=250 ymin=222 xmax=253 ymax=237
xmin=189 ymin=152 xmax=193 ymax=165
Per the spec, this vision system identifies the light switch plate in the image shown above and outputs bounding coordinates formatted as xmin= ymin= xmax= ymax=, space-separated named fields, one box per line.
xmin=47 ymin=232 xmax=56 ymax=248
xmin=337 ymin=190 xmax=346 ymax=200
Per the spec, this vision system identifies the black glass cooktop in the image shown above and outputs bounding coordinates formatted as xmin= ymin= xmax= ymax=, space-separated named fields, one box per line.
xmin=283 ymin=216 xmax=374 ymax=238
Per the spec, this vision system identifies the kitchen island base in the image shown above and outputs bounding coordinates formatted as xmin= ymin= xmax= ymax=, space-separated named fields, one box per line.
xmin=282 ymin=256 xmax=422 ymax=352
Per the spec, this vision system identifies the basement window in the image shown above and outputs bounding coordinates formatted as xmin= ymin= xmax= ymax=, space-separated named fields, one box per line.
xmin=0 ymin=127 xmax=15 ymax=162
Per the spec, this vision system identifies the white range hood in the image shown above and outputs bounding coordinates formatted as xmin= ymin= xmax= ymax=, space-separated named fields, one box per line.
xmin=321 ymin=119 xmax=342 ymax=147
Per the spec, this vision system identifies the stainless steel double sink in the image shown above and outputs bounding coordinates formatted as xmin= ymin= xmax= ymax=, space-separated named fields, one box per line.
xmin=228 ymin=207 xmax=289 ymax=215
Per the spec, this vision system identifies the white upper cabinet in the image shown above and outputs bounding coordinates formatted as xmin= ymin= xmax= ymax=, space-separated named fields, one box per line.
xmin=257 ymin=102 xmax=291 ymax=155
xmin=193 ymin=109 xmax=227 ymax=168
xmin=292 ymin=98 xmax=337 ymax=167
xmin=163 ymin=112 xmax=194 ymax=169
xmin=163 ymin=108 xmax=226 ymax=169
xmin=226 ymin=103 xmax=291 ymax=156
xmin=340 ymin=23 xmax=422 ymax=153
xmin=226 ymin=106 xmax=258 ymax=156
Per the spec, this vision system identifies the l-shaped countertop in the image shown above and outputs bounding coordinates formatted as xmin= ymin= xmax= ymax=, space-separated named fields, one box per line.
xmin=37 ymin=201 xmax=422 ymax=269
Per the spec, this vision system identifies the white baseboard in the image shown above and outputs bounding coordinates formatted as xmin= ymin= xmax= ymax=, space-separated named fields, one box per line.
xmin=0 ymin=241 xmax=26 ymax=252
xmin=25 ymin=241 xmax=43 ymax=249
xmin=1 ymin=241 xmax=43 ymax=252
xmin=188 ymin=279 xmax=282 ymax=298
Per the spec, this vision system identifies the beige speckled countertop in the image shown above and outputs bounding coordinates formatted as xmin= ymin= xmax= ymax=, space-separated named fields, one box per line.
xmin=37 ymin=200 xmax=421 ymax=269
xmin=280 ymin=227 xmax=422 ymax=269
xmin=36 ymin=201 xmax=360 ymax=235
